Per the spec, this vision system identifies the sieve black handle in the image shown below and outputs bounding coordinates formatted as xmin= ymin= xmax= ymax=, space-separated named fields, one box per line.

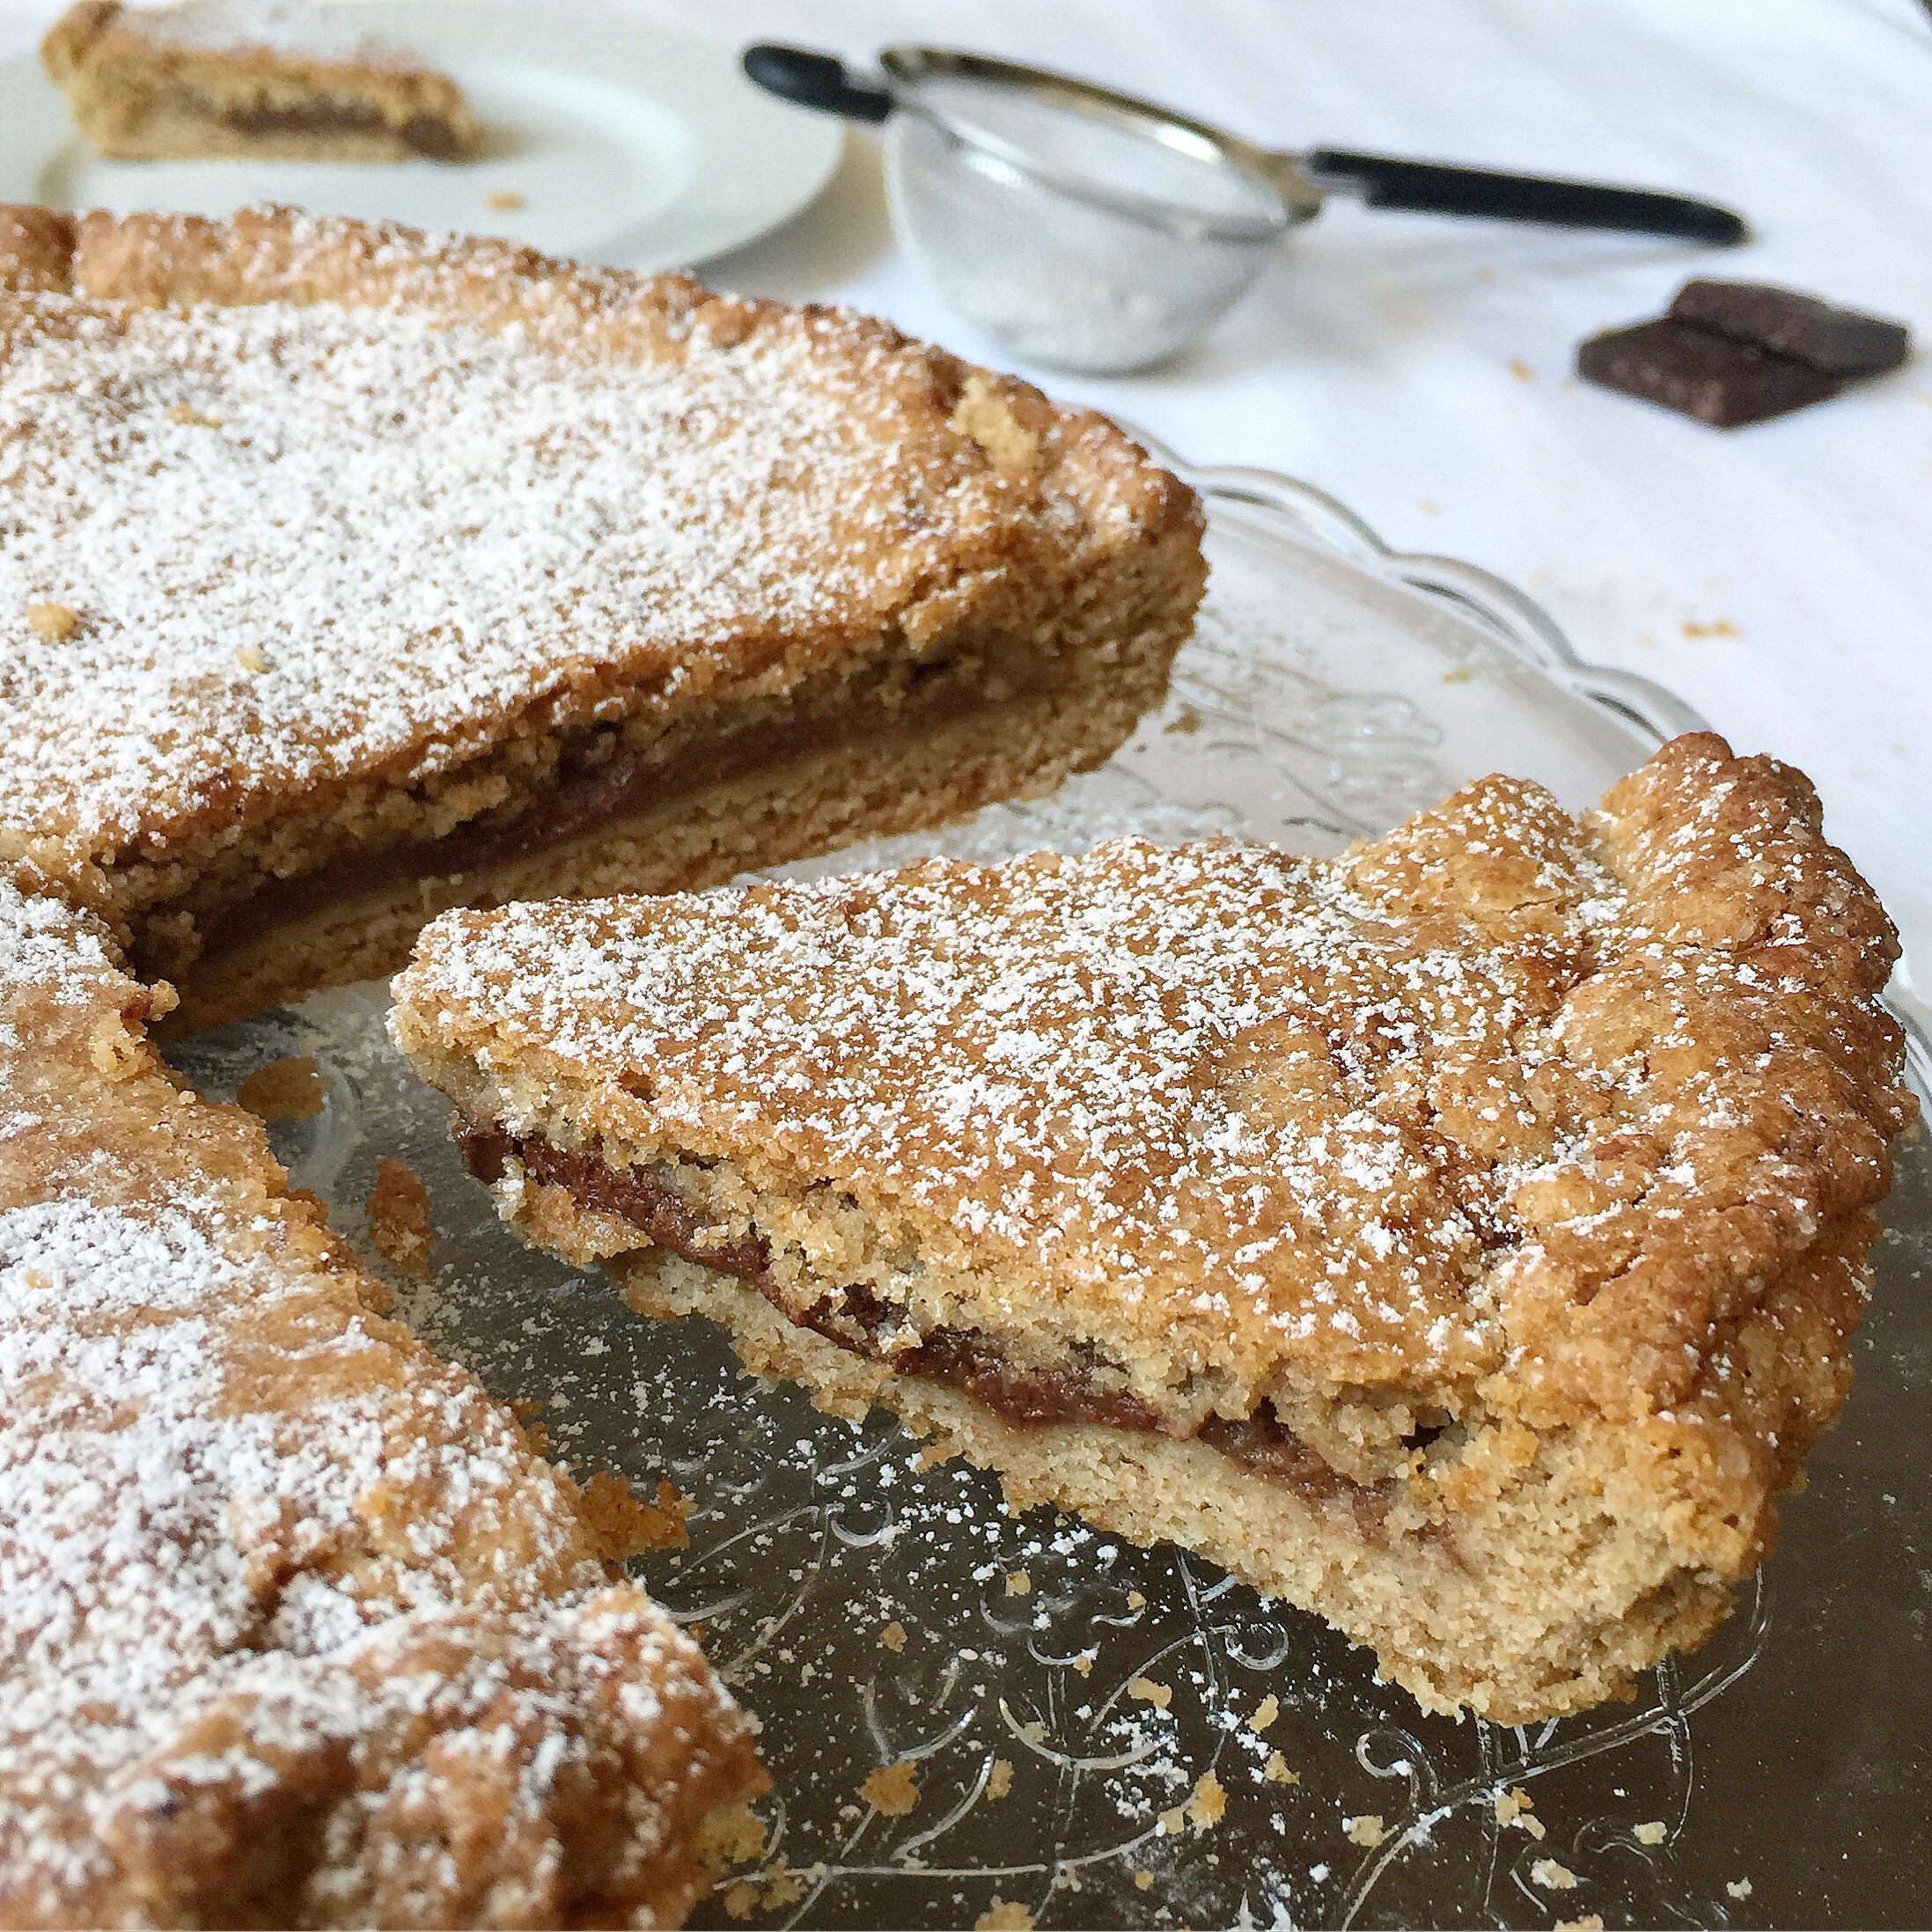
xmin=1303 ymin=149 xmax=1748 ymax=244
xmin=743 ymin=43 xmax=894 ymax=123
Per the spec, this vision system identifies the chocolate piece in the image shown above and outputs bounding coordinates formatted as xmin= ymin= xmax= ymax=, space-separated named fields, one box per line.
xmin=1671 ymin=279 xmax=1911 ymax=378
xmin=1576 ymin=318 xmax=1839 ymax=427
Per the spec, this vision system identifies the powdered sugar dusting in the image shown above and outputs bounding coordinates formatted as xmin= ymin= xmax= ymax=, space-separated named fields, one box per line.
xmin=403 ymin=822 xmax=1613 ymax=1399
xmin=399 ymin=738 xmax=1914 ymax=1434
xmin=0 ymin=283 xmax=1002 ymax=851
xmin=115 ymin=0 xmax=416 ymax=66
xmin=0 ymin=880 xmax=760 ymax=1919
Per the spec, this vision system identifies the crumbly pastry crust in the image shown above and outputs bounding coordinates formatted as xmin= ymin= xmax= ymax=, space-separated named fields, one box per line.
xmin=0 ymin=878 xmax=765 ymax=1927
xmin=41 ymin=0 xmax=483 ymax=163
xmin=392 ymin=733 xmax=1914 ymax=1723
xmin=0 ymin=201 xmax=1203 ymax=1028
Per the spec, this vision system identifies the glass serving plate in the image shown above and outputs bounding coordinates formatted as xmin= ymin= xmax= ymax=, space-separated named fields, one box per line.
xmin=169 ymin=452 xmax=1931 ymax=1932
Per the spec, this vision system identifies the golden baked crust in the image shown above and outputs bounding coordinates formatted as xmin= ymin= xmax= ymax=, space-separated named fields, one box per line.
xmin=0 ymin=202 xmax=1203 ymax=1026
xmin=41 ymin=0 xmax=482 ymax=163
xmin=0 ymin=878 xmax=765 ymax=1927
xmin=391 ymin=733 xmax=1914 ymax=1721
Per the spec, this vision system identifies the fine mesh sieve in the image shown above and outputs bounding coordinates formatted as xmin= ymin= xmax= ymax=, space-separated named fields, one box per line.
xmin=746 ymin=43 xmax=1747 ymax=375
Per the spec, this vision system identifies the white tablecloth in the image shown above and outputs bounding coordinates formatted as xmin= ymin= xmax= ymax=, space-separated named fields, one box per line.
xmin=5 ymin=0 xmax=1928 ymax=973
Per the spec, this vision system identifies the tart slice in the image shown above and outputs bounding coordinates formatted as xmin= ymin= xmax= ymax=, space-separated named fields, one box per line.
xmin=0 ymin=876 xmax=764 ymax=1926
xmin=392 ymin=733 xmax=1914 ymax=1723
xmin=42 ymin=0 xmax=483 ymax=163
xmin=0 ymin=202 xmax=1201 ymax=1032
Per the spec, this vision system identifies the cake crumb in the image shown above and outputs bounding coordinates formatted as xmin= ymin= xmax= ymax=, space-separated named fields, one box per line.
xmin=948 ymin=372 xmax=1039 ymax=474
xmin=722 ymin=1879 xmax=760 ymax=1920
xmin=236 ymin=1054 xmax=330 ymax=1122
xmin=1345 ymin=1814 xmax=1386 ymax=1848
xmin=880 ymin=1620 xmax=906 ymax=1651
xmin=1126 ymin=1590 xmax=1147 ymax=1611
xmin=1163 ymin=706 xmax=1202 ymax=735
xmin=1019 ymin=1720 xmax=1046 ymax=1745
xmin=1726 ymin=1879 xmax=1752 ymax=1901
xmin=1554 ymin=1918 xmax=1604 ymax=1931
xmin=1531 ymin=1859 xmax=1578 ymax=1891
xmin=973 ymin=1900 xmax=1033 ymax=1930
xmin=88 ymin=1013 xmax=151 ymax=1082
xmin=487 ymin=189 xmax=526 ymax=210
xmin=234 ymin=643 xmax=271 ymax=673
xmin=1127 ymin=1675 xmax=1172 ymax=1709
xmin=577 ymin=1472 xmax=690 ymax=1556
xmin=1509 ymin=356 xmax=1534 ymax=380
xmin=1186 ymin=1770 xmax=1225 ymax=1831
xmin=986 ymin=1759 xmax=1013 ymax=1800
xmin=1682 ymin=617 xmax=1740 ymax=639
xmin=1495 ymin=1786 xmax=1544 ymax=1837
xmin=1005 ymin=1568 xmax=1031 ymax=1596
xmin=762 ymin=1869 xmax=803 ymax=1909
xmin=26 ymin=601 xmax=79 ymax=641
xmin=1251 ymin=1693 xmax=1279 ymax=1733
xmin=1134 ymin=1870 xmax=1155 ymax=1892
xmin=366 ymin=1157 xmax=435 ymax=1276
xmin=860 ymin=1760 xmax=920 ymax=1816
xmin=1263 ymin=1752 xmax=1298 ymax=1785
xmin=709 ymin=1803 xmax=765 ymax=1862
xmin=1157 ymin=1805 xmax=1186 ymax=1836
xmin=1633 ymin=1819 xmax=1667 ymax=1846
xmin=1071 ymin=1649 xmax=1094 ymax=1675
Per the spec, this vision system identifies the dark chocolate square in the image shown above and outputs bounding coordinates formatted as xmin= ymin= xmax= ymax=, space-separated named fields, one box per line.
xmin=1576 ymin=318 xmax=1840 ymax=427
xmin=1670 ymin=279 xmax=1911 ymax=378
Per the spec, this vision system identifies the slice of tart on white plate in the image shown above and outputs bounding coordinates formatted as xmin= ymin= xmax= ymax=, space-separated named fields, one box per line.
xmin=392 ymin=732 xmax=1914 ymax=1724
xmin=41 ymin=0 xmax=483 ymax=162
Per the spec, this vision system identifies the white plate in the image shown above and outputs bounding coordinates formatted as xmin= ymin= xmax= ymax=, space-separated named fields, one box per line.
xmin=0 ymin=1 xmax=842 ymax=270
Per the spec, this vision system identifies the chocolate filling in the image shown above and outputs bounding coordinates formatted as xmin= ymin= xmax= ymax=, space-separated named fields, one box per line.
xmin=195 ymin=665 xmax=997 ymax=968
xmin=460 ymin=1124 xmax=1394 ymax=1519
xmin=223 ymin=99 xmax=464 ymax=158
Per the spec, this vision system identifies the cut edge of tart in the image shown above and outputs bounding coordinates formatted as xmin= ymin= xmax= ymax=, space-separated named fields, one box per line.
xmin=0 ymin=200 xmax=1204 ymax=1032
xmin=41 ymin=0 xmax=483 ymax=163
xmin=390 ymin=732 xmax=1915 ymax=1723
xmin=0 ymin=873 xmax=766 ymax=1926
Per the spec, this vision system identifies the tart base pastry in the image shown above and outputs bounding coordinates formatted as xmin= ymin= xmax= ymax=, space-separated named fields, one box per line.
xmin=0 ymin=202 xmax=1203 ymax=1032
xmin=41 ymin=0 xmax=482 ymax=163
xmin=392 ymin=733 xmax=1914 ymax=1723
xmin=0 ymin=878 xmax=764 ymax=1926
